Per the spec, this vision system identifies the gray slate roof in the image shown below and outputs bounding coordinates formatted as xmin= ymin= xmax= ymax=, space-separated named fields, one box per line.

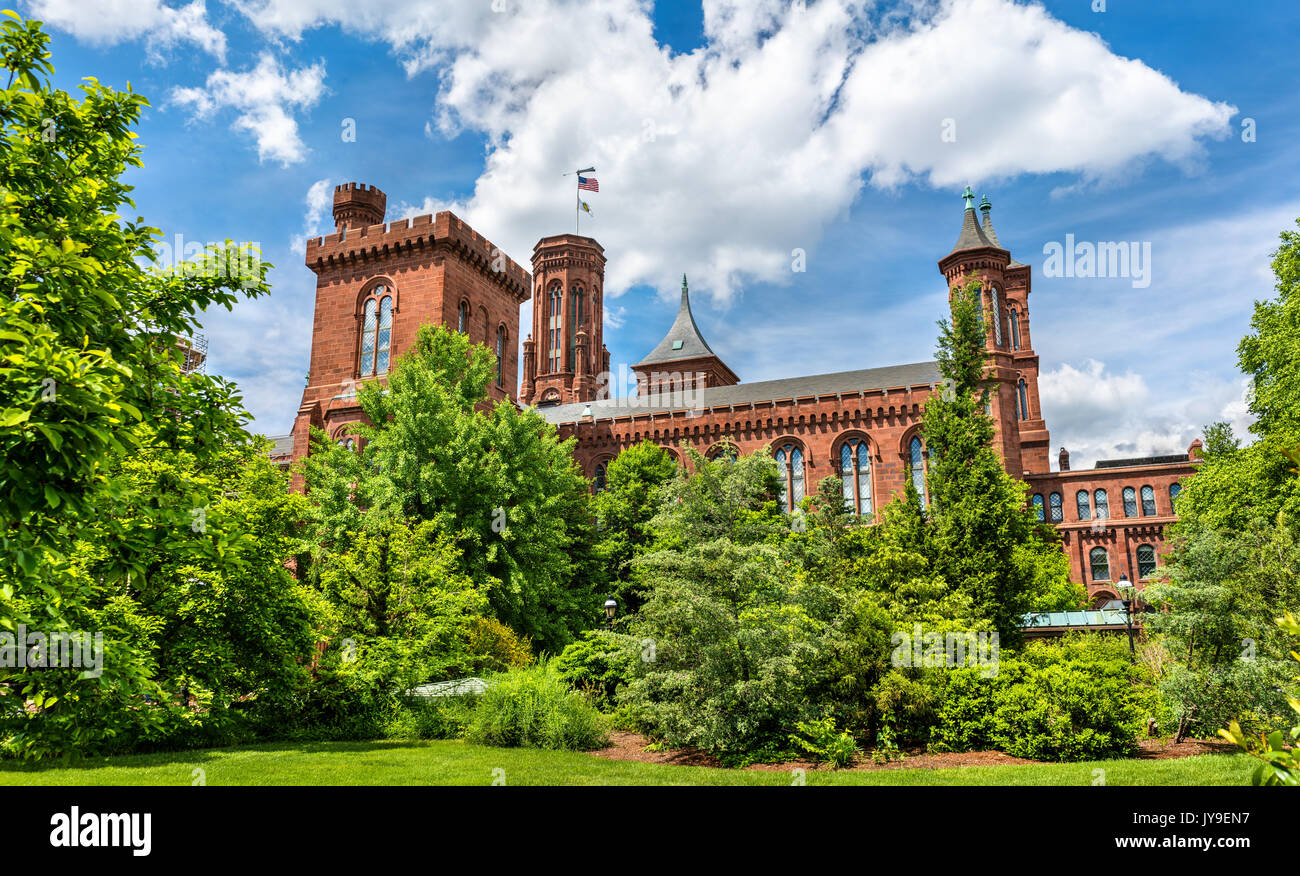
xmin=535 ymin=360 xmax=942 ymax=425
xmin=636 ymin=275 xmax=719 ymax=367
xmin=950 ymin=205 xmax=995 ymax=253
xmin=267 ymin=434 xmax=294 ymax=456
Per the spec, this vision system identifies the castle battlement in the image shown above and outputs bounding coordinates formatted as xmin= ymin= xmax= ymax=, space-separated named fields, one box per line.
xmin=305 ymin=209 xmax=531 ymax=301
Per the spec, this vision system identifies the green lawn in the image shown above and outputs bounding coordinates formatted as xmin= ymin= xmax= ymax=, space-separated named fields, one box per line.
xmin=0 ymin=740 xmax=1255 ymax=786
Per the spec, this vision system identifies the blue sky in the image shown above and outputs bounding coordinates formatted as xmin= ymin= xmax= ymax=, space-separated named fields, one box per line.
xmin=24 ymin=0 xmax=1300 ymax=468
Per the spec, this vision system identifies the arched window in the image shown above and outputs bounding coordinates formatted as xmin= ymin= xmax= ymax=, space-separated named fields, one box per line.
xmin=839 ymin=439 xmax=873 ymax=518
xmin=1076 ymin=490 xmax=1091 ymax=521
xmin=547 ymin=283 xmax=562 ymax=373
xmin=1009 ymin=308 xmax=1021 ymax=350
xmin=495 ymin=325 xmax=506 ymax=386
xmin=360 ymin=288 xmax=393 ymax=377
xmin=336 ymin=437 xmax=355 ymax=451
xmin=1137 ymin=544 xmax=1157 ymax=578
xmin=708 ymin=443 xmax=738 ymax=463
xmin=774 ymin=443 xmax=805 ymax=512
xmin=457 ymin=299 xmax=470 ymax=334
xmin=1048 ymin=492 xmax=1063 ymax=523
xmin=1169 ymin=482 xmax=1182 ymax=506
xmin=1140 ymin=485 xmax=1156 ymax=516
xmin=991 ymin=287 xmax=1004 ymax=347
xmin=1123 ymin=486 xmax=1137 ymax=517
xmin=593 ymin=462 xmax=606 ymax=493
xmin=1094 ymin=488 xmax=1109 ymax=520
xmin=1090 ymin=547 xmax=1111 ymax=581
xmin=909 ymin=437 xmax=928 ymax=508
xmin=1017 ymin=379 xmax=1029 ymax=421
xmin=1031 ymin=494 xmax=1045 ymax=522
xmin=567 ymin=283 xmax=585 ymax=372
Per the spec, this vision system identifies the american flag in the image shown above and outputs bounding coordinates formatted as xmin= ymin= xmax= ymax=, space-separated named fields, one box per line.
xmin=578 ymin=176 xmax=599 ymax=192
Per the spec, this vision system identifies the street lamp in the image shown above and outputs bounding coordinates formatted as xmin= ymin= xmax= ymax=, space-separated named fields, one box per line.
xmin=603 ymin=597 xmax=618 ymax=629
xmin=1117 ymin=573 xmax=1137 ymax=661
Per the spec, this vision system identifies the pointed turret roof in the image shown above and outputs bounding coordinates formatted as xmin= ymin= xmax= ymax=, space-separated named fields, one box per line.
xmin=636 ymin=274 xmax=719 ymax=366
xmin=948 ymin=185 xmax=996 ymax=254
xmin=979 ymin=194 xmax=1023 ymax=267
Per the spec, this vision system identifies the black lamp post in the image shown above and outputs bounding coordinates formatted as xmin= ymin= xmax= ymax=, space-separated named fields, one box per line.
xmin=1117 ymin=573 xmax=1136 ymax=661
xmin=603 ymin=597 xmax=618 ymax=630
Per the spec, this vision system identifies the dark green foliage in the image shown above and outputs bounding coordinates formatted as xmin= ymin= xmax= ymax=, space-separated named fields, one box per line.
xmin=932 ymin=636 xmax=1149 ymax=761
xmin=553 ymin=630 xmax=640 ymax=709
xmin=591 ymin=440 xmax=679 ymax=612
xmin=921 ymin=281 xmax=1072 ymax=642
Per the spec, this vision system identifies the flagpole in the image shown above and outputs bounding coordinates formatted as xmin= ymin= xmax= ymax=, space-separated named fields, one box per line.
xmin=571 ymin=166 xmax=595 ymax=236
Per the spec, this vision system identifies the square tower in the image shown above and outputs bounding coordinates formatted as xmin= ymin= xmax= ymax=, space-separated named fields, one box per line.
xmin=289 ymin=183 xmax=532 ymax=485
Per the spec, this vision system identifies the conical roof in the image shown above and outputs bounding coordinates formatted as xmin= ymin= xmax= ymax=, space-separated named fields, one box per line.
xmin=978 ymin=194 xmax=1023 ymax=267
xmin=636 ymin=274 xmax=719 ymax=366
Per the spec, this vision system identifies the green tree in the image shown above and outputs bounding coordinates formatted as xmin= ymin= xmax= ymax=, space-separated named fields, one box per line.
xmin=303 ymin=323 xmax=598 ymax=652
xmin=591 ymin=440 xmax=679 ymax=612
xmin=0 ymin=14 xmax=281 ymax=758
xmin=922 ymin=280 xmax=1072 ymax=641
xmin=1144 ymin=519 xmax=1299 ymax=742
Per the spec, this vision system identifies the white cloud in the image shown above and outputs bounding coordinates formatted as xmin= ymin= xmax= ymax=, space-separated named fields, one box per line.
xmin=226 ymin=0 xmax=1233 ymax=306
xmin=1039 ymin=359 xmax=1253 ymax=470
xmin=288 ymin=178 xmax=333 ymax=253
xmin=170 ymin=53 xmax=327 ymax=166
xmin=22 ymin=0 xmax=226 ymax=60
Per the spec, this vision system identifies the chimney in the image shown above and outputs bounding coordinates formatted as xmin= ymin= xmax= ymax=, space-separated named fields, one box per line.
xmin=1058 ymin=447 xmax=1070 ymax=471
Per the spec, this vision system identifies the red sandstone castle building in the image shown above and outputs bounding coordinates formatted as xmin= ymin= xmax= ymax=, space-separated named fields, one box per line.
xmin=273 ymin=182 xmax=1199 ymax=604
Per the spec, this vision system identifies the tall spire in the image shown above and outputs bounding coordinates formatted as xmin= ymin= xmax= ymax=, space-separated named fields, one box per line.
xmin=978 ymin=194 xmax=1021 ymax=265
xmin=638 ymin=273 xmax=717 ymax=366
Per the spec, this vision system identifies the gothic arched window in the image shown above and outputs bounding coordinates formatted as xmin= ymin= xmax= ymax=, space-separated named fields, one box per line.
xmin=360 ymin=287 xmax=393 ymax=377
xmin=1032 ymin=493 xmax=1045 ymax=522
xmin=1094 ymin=488 xmax=1109 ymax=520
xmin=1137 ymin=544 xmax=1157 ymax=578
xmin=909 ymin=437 xmax=928 ymax=508
xmin=1009 ymin=308 xmax=1021 ymax=350
xmin=568 ymin=283 xmax=585 ymax=372
xmin=1017 ymin=378 xmax=1029 ymax=421
xmin=1169 ymin=482 xmax=1182 ymax=506
xmin=774 ymin=442 xmax=805 ymax=512
xmin=547 ymin=283 xmax=562 ymax=373
xmin=839 ymin=439 xmax=873 ymax=518
xmin=1141 ymin=485 xmax=1156 ymax=516
xmin=1123 ymin=486 xmax=1137 ymax=517
xmin=1076 ymin=490 xmax=1091 ymax=521
xmin=991 ymin=287 xmax=1004 ymax=347
xmin=457 ymin=299 xmax=470 ymax=334
xmin=593 ymin=462 xmax=606 ymax=493
xmin=495 ymin=325 xmax=506 ymax=386
xmin=1090 ymin=547 xmax=1111 ymax=581
xmin=1048 ymin=492 xmax=1063 ymax=523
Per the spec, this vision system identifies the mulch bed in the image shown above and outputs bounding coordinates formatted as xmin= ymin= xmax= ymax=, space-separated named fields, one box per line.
xmin=588 ymin=730 xmax=1236 ymax=772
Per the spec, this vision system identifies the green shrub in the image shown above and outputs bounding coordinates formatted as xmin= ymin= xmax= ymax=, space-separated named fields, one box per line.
xmin=932 ymin=635 xmax=1147 ymax=761
xmin=465 ymin=662 xmax=609 ymax=751
xmin=385 ymin=695 xmax=478 ymax=740
xmin=553 ymin=630 xmax=639 ymax=709
xmin=789 ymin=716 xmax=858 ymax=768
